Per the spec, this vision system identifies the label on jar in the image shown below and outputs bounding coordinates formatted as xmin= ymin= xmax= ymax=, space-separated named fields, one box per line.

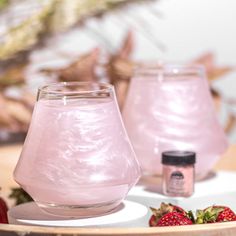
xmin=167 ymin=171 xmax=185 ymax=194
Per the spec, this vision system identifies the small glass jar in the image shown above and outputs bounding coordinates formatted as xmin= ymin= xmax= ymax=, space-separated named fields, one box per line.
xmin=162 ymin=151 xmax=196 ymax=197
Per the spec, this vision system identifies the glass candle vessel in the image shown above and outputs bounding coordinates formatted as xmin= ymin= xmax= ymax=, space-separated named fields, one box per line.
xmin=162 ymin=151 xmax=196 ymax=197
xmin=14 ymin=82 xmax=141 ymax=217
xmin=122 ymin=65 xmax=228 ymax=179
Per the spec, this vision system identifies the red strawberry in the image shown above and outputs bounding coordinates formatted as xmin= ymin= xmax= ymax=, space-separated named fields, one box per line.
xmin=149 ymin=214 xmax=158 ymax=227
xmin=157 ymin=212 xmax=193 ymax=226
xmin=170 ymin=204 xmax=186 ymax=215
xmin=149 ymin=202 xmax=194 ymax=227
xmin=196 ymin=205 xmax=236 ymax=224
xmin=216 ymin=207 xmax=236 ymax=222
xmin=0 ymin=197 xmax=8 ymax=224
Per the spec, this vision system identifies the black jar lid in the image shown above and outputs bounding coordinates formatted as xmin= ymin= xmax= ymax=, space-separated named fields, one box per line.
xmin=162 ymin=151 xmax=196 ymax=166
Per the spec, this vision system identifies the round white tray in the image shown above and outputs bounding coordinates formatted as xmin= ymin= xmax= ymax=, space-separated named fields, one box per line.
xmin=8 ymin=200 xmax=148 ymax=227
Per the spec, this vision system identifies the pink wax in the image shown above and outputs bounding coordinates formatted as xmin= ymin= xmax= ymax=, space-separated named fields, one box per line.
xmin=14 ymin=97 xmax=140 ymax=215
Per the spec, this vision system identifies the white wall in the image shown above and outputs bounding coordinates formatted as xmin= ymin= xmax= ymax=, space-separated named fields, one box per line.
xmin=131 ymin=0 xmax=236 ymax=99
xmin=134 ymin=0 xmax=236 ymax=65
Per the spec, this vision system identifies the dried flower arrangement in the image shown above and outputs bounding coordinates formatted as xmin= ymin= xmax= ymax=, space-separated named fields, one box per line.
xmin=0 ymin=0 xmax=235 ymax=143
xmin=0 ymin=0 xmax=156 ymax=61
xmin=0 ymin=0 xmax=158 ymax=142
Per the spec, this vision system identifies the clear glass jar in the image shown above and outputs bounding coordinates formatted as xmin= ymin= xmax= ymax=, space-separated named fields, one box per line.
xmin=14 ymin=82 xmax=141 ymax=217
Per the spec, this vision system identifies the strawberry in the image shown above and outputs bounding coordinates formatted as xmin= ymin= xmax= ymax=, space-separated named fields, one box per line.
xmin=0 ymin=196 xmax=8 ymax=224
xmin=156 ymin=212 xmax=193 ymax=226
xmin=196 ymin=205 xmax=236 ymax=224
xmin=149 ymin=202 xmax=194 ymax=227
xmin=149 ymin=214 xmax=158 ymax=227
xmin=170 ymin=204 xmax=186 ymax=215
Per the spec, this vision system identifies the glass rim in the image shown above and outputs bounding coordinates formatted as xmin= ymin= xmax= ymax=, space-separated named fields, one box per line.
xmin=38 ymin=81 xmax=114 ymax=95
xmin=133 ymin=63 xmax=206 ymax=77
xmin=133 ymin=63 xmax=205 ymax=70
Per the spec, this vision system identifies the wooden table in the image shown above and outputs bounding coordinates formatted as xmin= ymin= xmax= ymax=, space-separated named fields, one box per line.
xmin=215 ymin=144 xmax=236 ymax=171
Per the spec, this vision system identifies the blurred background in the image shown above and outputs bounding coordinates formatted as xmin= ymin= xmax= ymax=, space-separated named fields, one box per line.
xmin=0 ymin=0 xmax=236 ymax=144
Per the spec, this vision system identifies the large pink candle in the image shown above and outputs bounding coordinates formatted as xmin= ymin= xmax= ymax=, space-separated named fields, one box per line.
xmin=123 ymin=65 xmax=227 ymax=179
xmin=14 ymin=82 xmax=141 ymax=217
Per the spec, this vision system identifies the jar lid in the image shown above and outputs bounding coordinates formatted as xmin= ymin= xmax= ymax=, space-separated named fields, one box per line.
xmin=162 ymin=151 xmax=196 ymax=166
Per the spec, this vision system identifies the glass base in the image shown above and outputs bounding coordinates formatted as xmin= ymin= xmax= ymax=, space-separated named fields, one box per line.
xmin=141 ymin=171 xmax=215 ymax=182
xmin=195 ymin=171 xmax=216 ymax=181
xmin=36 ymin=200 xmax=121 ymax=218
